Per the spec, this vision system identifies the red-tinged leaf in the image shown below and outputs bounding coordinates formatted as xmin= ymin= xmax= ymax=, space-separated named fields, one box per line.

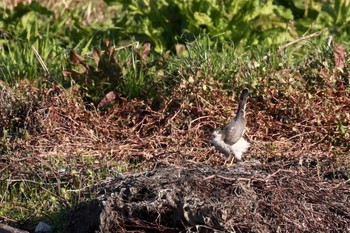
xmin=70 ymin=50 xmax=85 ymax=64
xmin=141 ymin=43 xmax=151 ymax=61
xmin=98 ymin=91 xmax=119 ymax=109
xmin=334 ymin=44 xmax=346 ymax=70
xmin=107 ymin=47 xmax=115 ymax=61
xmin=62 ymin=70 xmax=72 ymax=77
xmin=104 ymin=38 xmax=110 ymax=47
xmin=92 ymin=48 xmax=101 ymax=65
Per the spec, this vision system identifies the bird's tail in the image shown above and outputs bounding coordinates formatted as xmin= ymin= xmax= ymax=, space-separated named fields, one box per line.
xmin=237 ymin=88 xmax=249 ymax=116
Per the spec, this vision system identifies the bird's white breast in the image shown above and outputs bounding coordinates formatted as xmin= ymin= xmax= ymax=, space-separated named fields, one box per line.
xmin=211 ymin=130 xmax=232 ymax=156
xmin=229 ymin=137 xmax=250 ymax=160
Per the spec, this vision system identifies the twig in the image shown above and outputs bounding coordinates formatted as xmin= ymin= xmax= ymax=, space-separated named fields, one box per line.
xmin=277 ymin=29 xmax=327 ymax=53
xmin=32 ymin=45 xmax=53 ymax=82
xmin=264 ymin=169 xmax=297 ymax=181
xmin=115 ymin=41 xmax=139 ymax=51
xmin=203 ymin=174 xmax=238 ymax=181
xmin=188 ymin=115 xmax=212 ymax=129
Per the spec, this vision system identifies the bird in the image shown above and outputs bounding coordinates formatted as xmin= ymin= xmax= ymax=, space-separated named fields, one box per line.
xmin=211 ymin=88 xmax=250 ymax=165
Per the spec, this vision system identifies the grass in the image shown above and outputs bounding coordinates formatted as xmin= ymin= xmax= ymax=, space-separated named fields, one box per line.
xmin=1 ymin=35 xmax=350 ymax=228
xmin=1 ymin=148 xmax=133 ymax=224
xmin=0 ymin=0 xmax=350 ymax=230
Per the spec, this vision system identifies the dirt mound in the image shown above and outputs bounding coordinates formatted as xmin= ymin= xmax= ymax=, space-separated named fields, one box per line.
xmin=63 ymin=161 xmax=350 ymax=233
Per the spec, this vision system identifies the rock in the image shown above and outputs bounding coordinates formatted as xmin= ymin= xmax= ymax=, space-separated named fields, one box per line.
xmin=34 ymin=222 xmax=51 ymax=233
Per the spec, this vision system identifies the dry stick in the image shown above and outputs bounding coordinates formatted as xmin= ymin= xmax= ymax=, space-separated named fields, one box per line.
xmin=264 ymin=169 xmax=297 ymax=182
xmin=31 ymin=45 xmax=53 ymax=82
xmin=204 ymin=174 xmax=238 ymax=181
xmin=277 ymin=29 xmax=327 ymax=53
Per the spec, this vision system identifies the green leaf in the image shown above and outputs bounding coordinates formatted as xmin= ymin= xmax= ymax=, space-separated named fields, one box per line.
xmin=194 ymin=12 xmax=213 ymax=27
xmin=82 ymin=37 xmax=94 ymax=56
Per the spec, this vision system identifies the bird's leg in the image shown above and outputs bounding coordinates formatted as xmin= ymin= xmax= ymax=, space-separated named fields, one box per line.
xmin=228 ymin=157 xmax=235 ymax=167
xmin=224 ymin=155 xmax=234 ymax=167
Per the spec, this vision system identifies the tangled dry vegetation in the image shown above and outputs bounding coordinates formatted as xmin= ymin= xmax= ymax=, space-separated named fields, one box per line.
xmin=4 ymin=71 xmax=348 ymax=172
xmin=1 ymin=43 xmax=350 ymax=231
xmin=64 ymin=163 xmax=350 ymax=232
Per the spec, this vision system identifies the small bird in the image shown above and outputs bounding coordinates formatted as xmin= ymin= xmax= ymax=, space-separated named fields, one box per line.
xmin=212 ymin=88 xmax=250 ymax=165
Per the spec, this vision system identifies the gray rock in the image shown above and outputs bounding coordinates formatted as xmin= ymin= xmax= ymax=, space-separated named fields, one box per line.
xmin=34 ymin=222 xmax=51 ymax=233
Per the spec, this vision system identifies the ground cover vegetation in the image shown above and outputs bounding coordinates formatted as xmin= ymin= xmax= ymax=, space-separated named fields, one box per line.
xmin=0 ymin=0 xmax=349 ymax=231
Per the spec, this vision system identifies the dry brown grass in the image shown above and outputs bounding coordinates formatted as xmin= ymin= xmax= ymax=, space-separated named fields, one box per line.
xmin=3 ymin=67 xmax=349 ymax=177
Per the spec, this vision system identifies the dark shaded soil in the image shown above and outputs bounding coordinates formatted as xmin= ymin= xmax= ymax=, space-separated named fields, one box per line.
xmin=63 ymin=161 xmax=350 ymax=233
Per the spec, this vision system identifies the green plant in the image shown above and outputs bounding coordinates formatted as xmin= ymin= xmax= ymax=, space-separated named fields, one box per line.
xmin=108 ymin=0 xmax=297 ymax=53
xmin=63 ymin=41 xmax=160 ymax=105
xmin=105 ymin=0 xmax=350 ymax=53
xmin=0 ymin=1 xmax=114 ymax=85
